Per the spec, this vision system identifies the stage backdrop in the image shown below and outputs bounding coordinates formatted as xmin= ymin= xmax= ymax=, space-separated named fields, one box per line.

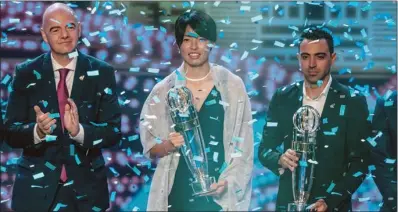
xmin=1 ymin=1 xmax=396 ymax=211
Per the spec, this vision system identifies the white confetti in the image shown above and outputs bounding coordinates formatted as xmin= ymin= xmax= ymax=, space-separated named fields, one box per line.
xmin=251 ymin=15 xmax=263 ymax=23
xmin=240 ymin=5 xmax=251 ymax=11
xmin=87 ymin=70 xmax=99 ymax=76
xmin=82 ymin=37 xmax=91 ymax=47
xmin=240 ymin=51 xmax=249 ymax=60
xmin=274 ymin=41 xmax=285 ymax=47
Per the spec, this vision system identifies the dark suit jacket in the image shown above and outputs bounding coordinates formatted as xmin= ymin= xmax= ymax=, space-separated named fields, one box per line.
xmin=4 ymin=52 xmax=121 ymax=212
xmin=258 ymin=80 xmax=371 ymax=211
xmin=371 ymin=90 xmax=397 ymax=212
xmin=0 ymin=113 xmax=5 ymax=143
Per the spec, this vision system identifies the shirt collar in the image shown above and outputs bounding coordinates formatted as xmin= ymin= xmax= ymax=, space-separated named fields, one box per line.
xmin=51 ymin=52 xmax=78 ymax=72
xmin=303 ymin=75 xmax=332 ymax=100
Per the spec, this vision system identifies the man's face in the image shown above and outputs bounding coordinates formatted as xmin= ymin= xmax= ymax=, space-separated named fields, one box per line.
xmin=298 ymin=39 xmax=336 ymax=85
xmin=41 ymin=8 xmax=81 ymax=57
xmin=179 ymin=25 xmax=211 ymax=68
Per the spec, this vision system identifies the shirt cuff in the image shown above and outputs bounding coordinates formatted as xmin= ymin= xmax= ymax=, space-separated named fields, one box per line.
xmin=69 ymin=124 xmax=85 ymax=145
xmin=33 ymin=124 xmax=45 ymax=144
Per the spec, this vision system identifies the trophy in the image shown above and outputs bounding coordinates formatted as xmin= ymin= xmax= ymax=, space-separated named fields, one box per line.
xmin=166 ymin=86 xmax=216 ymax=197
xmin=288 ymin=105 xmax=320 ymax=212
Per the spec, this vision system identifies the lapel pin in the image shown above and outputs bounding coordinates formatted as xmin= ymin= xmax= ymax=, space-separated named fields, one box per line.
xmin=79 ymin=75 xmax=85 ymax=81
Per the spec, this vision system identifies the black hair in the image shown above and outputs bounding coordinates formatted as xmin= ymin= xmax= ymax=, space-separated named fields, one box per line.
xmin=298 ymin=26 xmax=334 ymax=54
xmin=174 ymin=10 xmax=217 ymax=47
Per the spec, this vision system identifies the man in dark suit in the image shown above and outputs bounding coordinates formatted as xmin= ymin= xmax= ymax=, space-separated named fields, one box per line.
xmin=4 ymin=3 xmax=121 ymax=212
xmin=371 ymin=90 xmax=397 ymax=212
xmin=258 ymin=27 xmax=371 ymax=211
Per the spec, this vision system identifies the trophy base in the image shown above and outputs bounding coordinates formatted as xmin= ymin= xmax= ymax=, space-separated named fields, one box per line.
xmin=287 ymin=203 xmax=310 ymax=212
xmin=191 ymin=176 xmax=216 ymax=197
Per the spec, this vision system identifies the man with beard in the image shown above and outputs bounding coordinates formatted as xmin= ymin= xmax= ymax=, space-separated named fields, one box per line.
xmin=258 ymin=27 xmax=371 ymax=211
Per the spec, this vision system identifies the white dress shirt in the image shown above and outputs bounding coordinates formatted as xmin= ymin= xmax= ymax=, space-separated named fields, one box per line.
xmin=33 ymin=53 xmax=85 ymax=144
xmin=302 ymin=75 xmax=332 ymax=116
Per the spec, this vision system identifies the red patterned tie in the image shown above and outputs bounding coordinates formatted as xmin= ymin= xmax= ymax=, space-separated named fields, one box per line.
xmin=57 ymin=68 xmax=69 ymax=182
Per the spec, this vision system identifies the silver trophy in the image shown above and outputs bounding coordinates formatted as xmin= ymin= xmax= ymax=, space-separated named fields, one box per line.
xmin=288 ymin=105 xmax=320 ymax=212
xmin=166 ymin=86 xmax=216 ymax=197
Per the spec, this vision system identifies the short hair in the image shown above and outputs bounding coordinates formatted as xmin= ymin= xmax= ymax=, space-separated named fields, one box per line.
xmin=298 ymin=26 xmax=334 ymax=54
xmin=174 ymin=10 xmax=217 ymax=47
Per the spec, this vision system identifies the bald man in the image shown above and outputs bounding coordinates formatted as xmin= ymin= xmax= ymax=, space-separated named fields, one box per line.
xmin=4 ymin=3 xmax=121 ymax=212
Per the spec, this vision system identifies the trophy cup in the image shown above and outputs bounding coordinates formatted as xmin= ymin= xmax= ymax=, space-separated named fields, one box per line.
xmin=166 ymin=86 xmax=216 ymax=197
xmin=288 ymin=105 xmax=320 ymax=212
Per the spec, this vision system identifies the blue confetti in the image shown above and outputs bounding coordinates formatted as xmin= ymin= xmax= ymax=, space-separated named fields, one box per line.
xmin=45 ymin=162 xmax=56 ymax=171
xmin=187 ymin=32 xmax=199 ymax=38
xmin=1 ymin=74 xmax=11 ymax=85
xmin=75 ymin=154 xmax=81 ymax=165
xmin=45 ymin=135 xmax=57 ymax=142
xmin=53 ymin=203 xmax=67 ymax=211
xmin=299 ymin=161 xmax=308 ymax=167
xmin=128 ymin=135 xmax=139 ymax=142
xmin=384 ymin=100 xmax=394 ymax=107
xmin=326 ymin=182 xmax=335 ymax=193
xmin=104 ymin=87 xmax=112 ymax=95
xmin=49 ymin=113 xmax=60 ymax=119
xmin=353 ymin=171 xmax=363 ymax=177
xmin=110 ymin=191 xmax=116 ymax=202
xmin=322 ymin=118 xmax=328 ymax=124
xmin=205 ymin=99 xmax=217 ymax=106
xmin=368 ymin=165 xmax=376 ymax=171
xmin=70 ymin=144 xmax=75 ymax=156
xmin=33 ymin=70 xmax=41 ymax=80
xmin=109 ymin=167 xmax=120 ymax=177
xmin=385 ymin=158 xmax=396 ymax=164
xmin=92 ymin=206 xmax=102 ymax=212
xmin=90 ymin=122 xmax=108 ymax=127
xmin=367 ymin=137 xmax=377 ymax=147
xmin=33 ymin=172 xmax=45 ymax=180
xmin=339 ymin=105 xmax=346 ymax=116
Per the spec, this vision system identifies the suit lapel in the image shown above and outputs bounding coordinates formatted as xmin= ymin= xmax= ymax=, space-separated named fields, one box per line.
xmin=317 ymin=79 xmax=344 ymax=148
xmin=70 ymin=53 xmax=90 ymax=101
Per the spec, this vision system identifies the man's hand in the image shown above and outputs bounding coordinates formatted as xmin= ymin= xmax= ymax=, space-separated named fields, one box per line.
xmin=205 ymin=179 xmax=228 ymax=198
xmin=34 ymin=105 xmax=57 ymax=139
xmin=64 ymin=98 xmax=80 ymax=137
xmin=168 ymin=132 xmax=184 ymax=148
xmin=311 ymin=199 xmax=327 ymax=212
xmin=278 ymin=148 xmax=299 ymax=171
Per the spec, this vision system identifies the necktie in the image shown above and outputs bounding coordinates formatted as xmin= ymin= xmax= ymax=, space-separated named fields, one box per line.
xmin=57 ymin=68 xmax=69 ymax=182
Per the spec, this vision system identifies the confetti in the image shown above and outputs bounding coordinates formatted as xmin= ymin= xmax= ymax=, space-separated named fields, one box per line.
xmin=1 ymin=74 xmax=11 ymax=85
xmin=209 ymin=141 xmax=218 ymax=146
xmin=110 ymin=191 xmax=116 ymax=202
xmin=299 ymin=160 xmax=308 ymax=167
xmin=326 ymin=182 xmax=335 ymax=193
xmin=267 ymin=122 xmax=278 ymax=127
xmin=104 ymin=87 xmax=112 ymax=95
xmin=213 ymin=1 xmax=221 ymax=7
xmin=45 ymin=135 xmax=57 ymax=142
xmin=240 ymin=51 xmax=249 ymax=60
xmin=274 ymin=41 xmax=285 ymax=47
xmin=109 ymin=167 xmax=120 ymax=177
xmin=70 ymin=144 xmax=75 ymax=156
xmin=232 ymin=136 xmax=244 ymax=143
xmin=87 ymin=70 xmax=99 ymax=76
xmin=322 ymin=118 xmax=328 ymax=124
xmin=33 ymin=172 xmax=45 ymax=180
xmin=45 ymin=162 xmax=56 ymax=171
xmin=75 ymin=154 xmax=81 ymax=165
xmin=353 ymin=171 xmax=363 ymax=177
xmin=308 ymin=159 xmax=318 ymax=164
xmin=33 ymin=70 xmax=41 ymax=80
xmin=68 ymin=51 xmax=78 ymax=59
xmin=82 ymin=37 xmax=91 ymax=47
xmin=89 ymin=31 xmax=100 ymax=36
xmin=193 ymin=156 xmax=204 ymax=162
xmin=251 ymin=15 xmax=263 ymax=23
xmin=49 ymin=113 xmax=60 ymax=119
xmin=213 ymin=152 xmax=219 ymax=162
xmin=93 ymin=139 xmax=103 ymax=145
xmin=219 ymin=101 xmax=230 ymax=107
xmin=53 ymin=203 xmax=67 ymax=211
xmin=129 ymin=67 xmax=140 ymax=72
xmin=221 ymin=55 xmax=231 ymax=64
xmin=147 ymin=68 xmax=159 ymax=74
xmin=385 ymin=158 xmax=396 ymax=164
xmin=92 ymin=206 xmax=102 ymax=212
xmin=339 ymin=105 xmax=346 ymax=116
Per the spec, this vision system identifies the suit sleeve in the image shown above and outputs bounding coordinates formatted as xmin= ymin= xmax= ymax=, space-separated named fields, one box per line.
xmin=4 ymin=64 xmax=38 ymax=149
xmin=371 ymin=97 xmax=397 ymax=209
xmin=258 ymin=90 xmax=284 ymax=175
xmin=323 ymin=95 xmax=372 ymax=210
xmin=80 ymin=65 xmax=121 ymax=149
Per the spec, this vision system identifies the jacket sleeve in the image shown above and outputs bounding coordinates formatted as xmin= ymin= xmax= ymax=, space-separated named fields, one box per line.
xmin=80 ymin=65 xmax=121 ymax=149
xmin=258 ymin=90 xmax=284 ymax=175
xmin=4 ymin=64 xmax=39 ymax=149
